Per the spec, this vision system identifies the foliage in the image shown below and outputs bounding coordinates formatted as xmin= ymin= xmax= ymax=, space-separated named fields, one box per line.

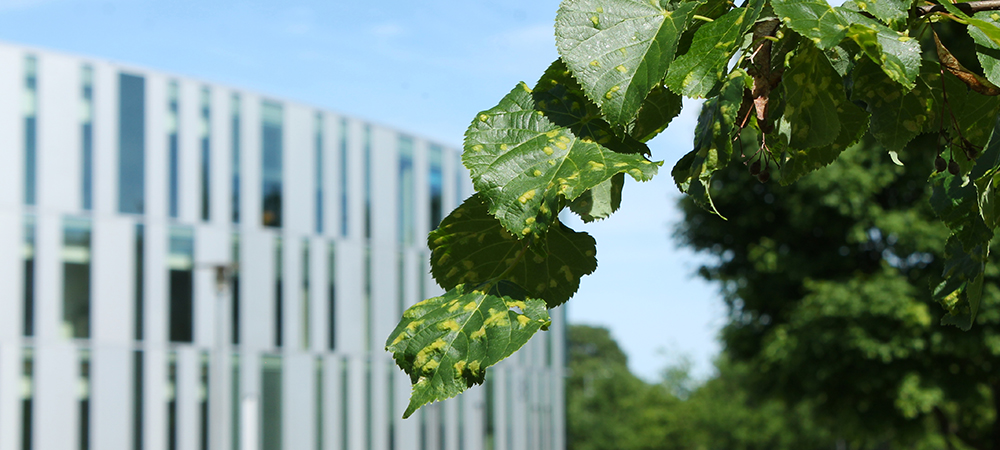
xmin=676 ymin=135 xmax=1000 ymax=449
xmin=388 ymin=0 xmax=1000 ymax=415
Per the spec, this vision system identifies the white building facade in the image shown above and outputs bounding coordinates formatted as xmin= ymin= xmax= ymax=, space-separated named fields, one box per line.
xmin=0 ymin=42 xmax=566 ymax=450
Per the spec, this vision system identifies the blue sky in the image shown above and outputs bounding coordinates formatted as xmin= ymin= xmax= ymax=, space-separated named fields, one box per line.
xmin=0 ymin=0 xmax=725 ymax=381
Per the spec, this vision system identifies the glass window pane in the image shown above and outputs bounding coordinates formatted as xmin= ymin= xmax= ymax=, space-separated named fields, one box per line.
xmin=231 ymin=94 xmax=241 ymax=224
xmin=24 ymin=214 xmax=35 ymax=337
xmin=201 ymin=88 xmax=211 ymax=222
xmin=315 ymin=114 xmax=323 ymax=235
xmin=24 ymin=55 xmax=37 ymax=206
xmin=231 ymin=233 xmax=240 ymax=345
xmin=135 ymin=224 xmax=144 ymax=341
xmin=429 ymin=145 xmax=443 ymax=230
xmin=301 ymin=239 xmax=310 ymax=350
xmin=119 ymin=73 xmax=146 ymax=214
xmin=398 ymin=137 xmax=414 ymax=246
xmin=363 ymin=125 xmax=371 ymax=239
xmin=328 ymin=242 xmax=336 ymax=351
xmin=261 ymin=101 xmax=283 ymax=228
xmin=168 ymin=82 xmax=179 ymax=218
xmin=81 ymin=65 xmax=94 ymax=211
xmin=261 ymin=356 xmax=283 ymax=450
xmin=274 ymin=237 xmax=283 ymax=348
xmin=63 ymin=217 xmax=91 ymax=339
xmin=168 ymin=227 xmax=194 ymax=343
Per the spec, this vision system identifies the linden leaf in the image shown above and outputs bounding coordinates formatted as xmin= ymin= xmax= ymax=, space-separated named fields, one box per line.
xmin=428 ymin=193 xmax=598 ymax=307
xmin=629 ymin=83 xmax=683 ymax=143
xmin=463 ymin=77 xmax=660 ymax=239
xmin=850 ymin=59 xmax=937 ymax=152
xmin=555 ymin=0 xmax=701 ymax=124
xmin=848 ymin=0 xmax=908 ymax=26
xmin=569 ymin=173 xmax=625 ymax=223
xmin=672 ymin=69 xmax=746 ymax=217
xmin=777 ymin=42 xmax=843 ymax=150
xmin=664 ymin=1 xmax=763 ymax=98
xmin=842 ymin=12 xmax=921 ymax=90
xmin=969 ymin=12 xmax=1000 ymax=87
xmin=386 ymin=283 xmax=551 ymax=418
xmin=772 ymin=0 xmax=851 ymax=50
xmin=934 ymin=237 xmax=986 ymax=331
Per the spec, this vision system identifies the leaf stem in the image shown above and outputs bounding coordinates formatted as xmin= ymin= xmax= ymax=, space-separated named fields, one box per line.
xmin=917 ymin=0 xmax=1000 ymax=16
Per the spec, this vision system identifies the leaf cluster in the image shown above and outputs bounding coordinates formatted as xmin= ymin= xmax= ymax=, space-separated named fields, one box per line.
xmin=389 ymin=0 xmax=1000 ymax=416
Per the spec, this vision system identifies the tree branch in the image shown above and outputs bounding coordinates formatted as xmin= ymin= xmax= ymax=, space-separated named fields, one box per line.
xmin=917 ymin=0 xmax=1000 ymax=16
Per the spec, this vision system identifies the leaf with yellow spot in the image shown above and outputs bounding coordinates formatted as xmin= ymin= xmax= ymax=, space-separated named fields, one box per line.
xmin=385 ymin=282 xmax=550 ymax=418
xmin=771 ymin=0 xmax=851 ymax=50
xmin=628 ymin=83 xmax=683 ymax=143
xmin=555 ymin=0 xmax=701 ymax=124
xmin=841 ymin=12 xmax=920 ymax=90
xmin=463 ymin=64 xmax=660 ymax=239
xmin=428 ymin=194 xmax=598 ymax=307
xmin=570 ymin=173 xmax=624 ymax=222
xmin=672 ymin=69 xmax=746 ymax=218
xmin=664 ymin=0 xmax=763 ymax=98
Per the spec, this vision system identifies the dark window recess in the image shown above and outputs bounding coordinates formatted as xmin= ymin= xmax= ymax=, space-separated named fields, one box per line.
xmin=261 ymin=101 xmax=283 ymax=228
xmin=168 ymin=227 xmax=194 ymax=343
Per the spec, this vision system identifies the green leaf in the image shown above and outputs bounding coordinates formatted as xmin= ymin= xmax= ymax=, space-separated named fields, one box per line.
xmin=664 ymin=2 xmax=763 ymax=98
xmin=570 ymin=173 xmax=625 ymax=222
xmin=778 ymin=97 xmax=868 ymax=185
xmin=387 ymin=283 xmax=551 ymax=417
xmin=850 ymin=60 xmax=937 ymax=153
xmin=938 ymin=0 xmax=1000 ymax=48
xmin=842 ymin=14 xmax=921 ymax=90
xmin=429 ymin=193 xmax=598 ymax=307
xmin=628 ymin=83 xmax=683 ymax=143
xmin=929 ymin=170 xmax=993 ymax=251
xmin=555 ymin=0 xmax=701 ymax=124
xmin=463 ymin=77 xmax=660 ymax=239
xmin=776 ymin=43 xmax=844 ymax=150
xmin=849 ymin=0 xmax=908 ymax=27
xmin=771 ymin=0 xmax=851 ymax=50
xmin=934 ymin=237 xmax=986 ymax=331
xmin=672 ymin=69 xmax=746 ymax=217
xmin=969 ymin=12 xmax=1000 ymax=87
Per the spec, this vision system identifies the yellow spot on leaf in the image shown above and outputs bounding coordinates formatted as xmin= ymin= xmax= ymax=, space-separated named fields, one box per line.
xmin=454 ymin=360 xmax=466 ymax=376
xmin=588 ymin=161 xmax=605 ymax=171
xmin=590 ymin=59 xmax=600 ymax=67
xmin=464 ymin=301 xmax=477 ymax=311
xmin=545 ymin=130 xmax=560 ymax=138
xmin=591 ymin=15 xmax=599 ymax=26
xmin=406 ymin=320 xmax=425 ymax=332
xmin=500 ymin=143 xmax=507 ymax=151
xmin=516 ymin=315 xmax=530 ymax=327
xmin=605 ymin=85 xmax=620 ymax=99
xmin=485 ymin=310 xmax=509 ymax=327
xmin=522 ymin=227 xmax=532 ymax=235
xmin=555 ymin=141 xmax=568 ymax=150
xmin=422 ymin=360 xmax=439 ymax=372
xmin=391 ymin=332 xmax=407 ymax=347
xmin=471 ymin=145 xmax=483 ymax=152
xmin=463 ymin=260 xmax=475 ymax=270
xmin=471 ymin=326 xmax=486 ymax=340
xmin=616 ymin=65 xmax=627 ymax=73
xmin=468 ymin=360 xmax=481 ymax=375
xmin=438 ymin=319 xmax=460 ymax=331
xmin=543 ymin=146 xmax=554 ymax=155
xmin=518 ymin=189 xmax=537 ymax=204
xmin=446 ymin=266 xmax=459 ymax=278
xmin=533 ymin=169 xmax=542 ymax=176
xmin=479 ymin=114 xmax=488 ymax=122
xmin=548 ymin=160 xmax=556 ymax=166
xmin=525 ymin=217 xmax=536 ymax=225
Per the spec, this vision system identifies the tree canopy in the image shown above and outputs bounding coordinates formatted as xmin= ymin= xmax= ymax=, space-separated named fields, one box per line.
xmin=386 ymin=0 xmax=1000 ymax=416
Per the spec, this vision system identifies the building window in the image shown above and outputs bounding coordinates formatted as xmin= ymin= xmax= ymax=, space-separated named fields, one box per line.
xmin=398 ymin=136 xmax=414 ymax=246
xmin=261 ymin=355 xmax=283 ymax=450
xmin=301 ymin=239 xmax=310 ymax=350
xmin=168 ymin=226 xmax=194 ymax=343
xmin=119 ymin=73 xmax=146 ymax=215
xmin=364 ymin=246 xmax=371 ymax=353
xmin=133 ymin=351 xmax=144 ymax=450
xmin=363 ymin=125 xmax=372 ymax=239
xmin=200 ymin=88 xmax=211 ymax=222
xmin=63 ymin=217 xmax=91 ymax=339
xmin=261 ymin=101 xmax=283 ymax=228
xmin=167 ymin=354 xmax=178 ymax=450
xmin=231 ymin=233 xmax=240 ymax=345
xmin=230 ymin=355 xmax=240 ymax=450
xmin=199 ymin=354 xmax=210 ymax=450
xmin=274 ymin=237 xmax=283 ymax=348
xmin=339 ymin=119 xmax=348 ymax=238
xmin=81 ymin=65 xmax=94 ymax=211
xmin=231 ymin=94 xmax=241 ymax=224
xmin=315 ymin=113 xmax=324 ymax=235
xmin=167 ymin=81 xmax=179 ymax=219
xmin=79 ymin=350 xmax=91 ymax=450
xmin=24 ymin=214 xmax=35 ymax=337
xmin=135 ymin=223 xmax=144 ymax=341
xmin=328 ymin=242 xmax=336 ymax=351
xmin=24 ymin=55 xmax=37 ymax=206
xmin=22 ymin=349 xmax=33 ymax=450
xmin=315 ymin=358 xmax=324 ymax=450
xmin=429 ymin=145 xmax=444 ymax=230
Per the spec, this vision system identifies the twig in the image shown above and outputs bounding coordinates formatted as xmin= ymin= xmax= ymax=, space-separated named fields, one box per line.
xmin=917 ymin=0 xmax=1000 ymax=16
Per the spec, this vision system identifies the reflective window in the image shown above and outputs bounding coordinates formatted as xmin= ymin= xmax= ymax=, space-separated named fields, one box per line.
xmin=398 ymin=137 xmax=414 ymax=246
xmin=429 ymin=145 xmax=444 ymax=230
xmin=135 ymin=224 xmax=144 ymax=340
xmin=22 ymin=349 xmax=33 ymax=450
xmin=339 ymin=119 xmax=348 ymax=237
xmin=167 ymin=82 xmax=179 ymax=218
xmin=274 ymin=237 xmax=283 ymax=348
xmin=231 ymin=233 xmax=240 ymax=345
xmin=261 ymin=101 xmax=283 ymax=228
xmin=231 ymin=95 xmax=241 ymax=224
xmin=168 ymin=226 xmax=194 ymax=343
xmin=199 ymin=354 xmax=209 ymax=450
xmin=63 ymin=217 xmax=91 ymax=339
xmin=79 ymin=350 xmax=91 ymax=450
xmin=327 ymin=242 xmax=336 ymax=351
xmin=119 ymin=73 xmax=146 ymax=214
xmin=315 ymin=114 xmax=324 ymax=235
xmin=24 ymin=55 xmax=37 ymax=206
xmin=200 ymin=88 xmax=211 ymax=222
xmin=81 ymin=65 xmax=94 ymax=211
xmin=301 ymin=239 xmax=310 ymax=350
xmin=261 ymin=356 xmax=283 ymax=450
xmin=133 ymin=351 xmax=144 ymax=450
xmin=24 ymin=215 xmax=35 ymax=337
xmin=167 ymin=354 xmax=178 ymax=450
xmin=363 ymin=125 xmax=372 ymax=239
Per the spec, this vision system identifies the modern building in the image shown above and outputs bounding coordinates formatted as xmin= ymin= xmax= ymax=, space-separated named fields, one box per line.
xmin=0 ymin=42 xmax=566 ymax=450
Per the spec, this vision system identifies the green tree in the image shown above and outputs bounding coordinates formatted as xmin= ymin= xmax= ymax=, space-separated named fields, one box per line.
xmin=677 ymin=133 xmax=1000 ymax=449
xmin=386 ymin=0 xmax=1000 ymax=416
